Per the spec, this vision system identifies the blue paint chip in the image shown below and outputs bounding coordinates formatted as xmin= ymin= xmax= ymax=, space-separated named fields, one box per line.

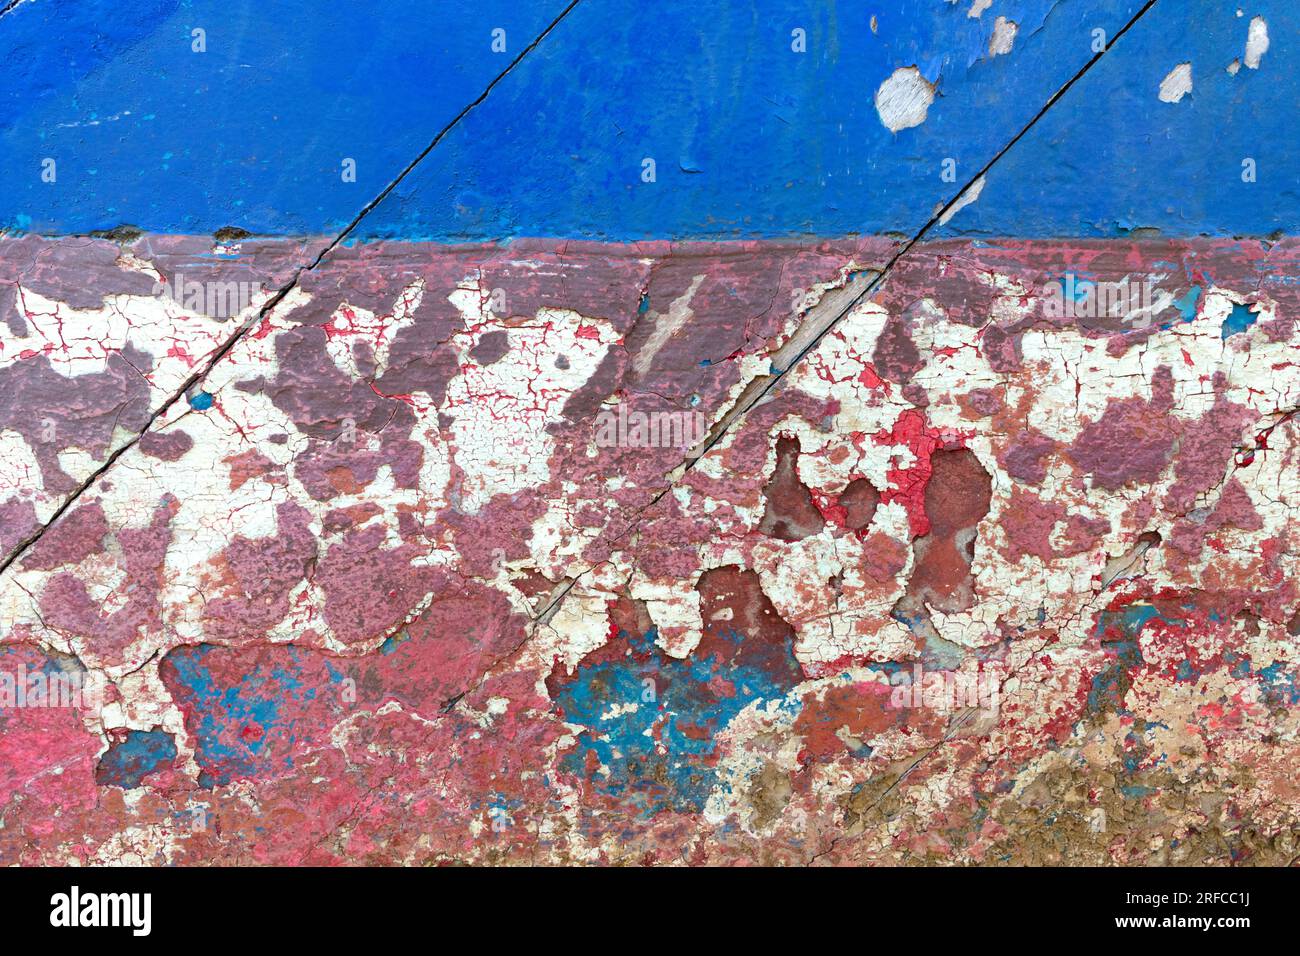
xmin=163 ymin=645 xmax=301 ymax=788
xmin=380 ymin=631 xmax=411 ymax=655
xmin=1171 ymin=285 xmax=1201 ymax=323
xmin=1221 ymin=302 xmax=1258 ymax=339
xmin=550 ymin=625 xmax=802 ymax=817
xmin=95 ymin=729 xmax=177 ymax=789
xmin=188 ymin=391 xmax=214 ymax=411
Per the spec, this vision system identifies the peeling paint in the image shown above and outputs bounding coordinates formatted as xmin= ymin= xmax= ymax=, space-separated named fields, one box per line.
xmin=1244 ymin=16 xmax=1269 ymax=69
xmin=988 ymin=17 xmax=1018 ymax=58
xmin=875 ymin=66 xmax=937 ymax=133
xmin=1158 ymin=62 xmax=1193 ymax=103
xmin=1 ymin=0 xmax=1298 ymax=872
xmin=1 ymin=235 xmax=1298 ymax=864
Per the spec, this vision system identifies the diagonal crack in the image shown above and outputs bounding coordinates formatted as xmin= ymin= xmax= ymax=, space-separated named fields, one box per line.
xmin=0 ymin=0 xmax=32 ymax=21
xmin=530 ymin=0 xmax=1162 ymax=626
xmin=686 ymin=0 xmax=1162 ymax=468
xmin=0 ymin=0 xmax=584 ymax=578
xmin=303 ymin=0 xmax=583 ymax=270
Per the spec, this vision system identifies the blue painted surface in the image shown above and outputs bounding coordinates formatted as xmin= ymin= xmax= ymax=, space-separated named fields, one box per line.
xmin=1 ymin=0 xmax=1294 ymax=239
xmin=165 ymin=644 xmax=298 ymax=788
xmin=354 ymin=0 xmax=1146 ymax=240
xmin=550 ymin=626 xmax=800 ymax=816
xmin=936 ymin=0 xmax=1299 ymax=238
xmin=96 ymin=729 xmax=178 ymax=788
xmin=1222 ymin=302 xmax=1259 ymax=339
xmin=0 ymin=0 xmax=571 ymax=235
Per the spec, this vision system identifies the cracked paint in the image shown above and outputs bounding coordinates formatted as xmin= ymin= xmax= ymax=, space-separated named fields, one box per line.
xmin=1 ymin=0 xmax=1298 ymax=870
xmin=3 ymin=234 xmax=1300 ymax=865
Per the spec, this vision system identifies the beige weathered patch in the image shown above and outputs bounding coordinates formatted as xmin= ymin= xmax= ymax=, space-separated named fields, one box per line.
xmin=1158 ymin=62 xmax=1193 ymax=103
xmin=989 ymin=16 xmax=1018 ymax=57
xmin=1245 ymin=16 xmax=1269 ymax=69
xmin=874 ymin=67 xmax=936 ymax=133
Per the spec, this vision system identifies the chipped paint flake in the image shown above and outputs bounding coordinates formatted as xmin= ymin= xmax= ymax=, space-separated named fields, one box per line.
xmin=874 ymin=66 xmax=936 ymax=133
xmin=1158 ymin=62 xmax=1193 ymax=103
xmin=989 ymin=16 xmax=1018 ymax=57
xmin=939 ymin=175 xmax=987 ymax=225
xmin=1244 ymin=16 xmax=1269 ymax=69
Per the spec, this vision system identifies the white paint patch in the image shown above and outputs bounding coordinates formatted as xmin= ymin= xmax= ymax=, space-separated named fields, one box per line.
xmin=1158 ymin=62 xmax=1193 ymax=103
xmin=1245 ymin=16 xmax=1269 ymax=69
xmin=939 ymin=175 xmax=986 ymax=225
xmin=443 ymin=299 xmax=618 ymax=515
xmin=323 ymin=278 xmax=424 ymax=380
xmin=968 ymin=0 xmax=993 ymax=18
xmin=0 ymin=287 xmax=231 ymax=381
xmin=874 ymin=67 xmax=936 ymax=133
xmin=988 ymin=16 xmax=1018 ymax=57
xmin=0 ymin=429 xmax=43 ymax=515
